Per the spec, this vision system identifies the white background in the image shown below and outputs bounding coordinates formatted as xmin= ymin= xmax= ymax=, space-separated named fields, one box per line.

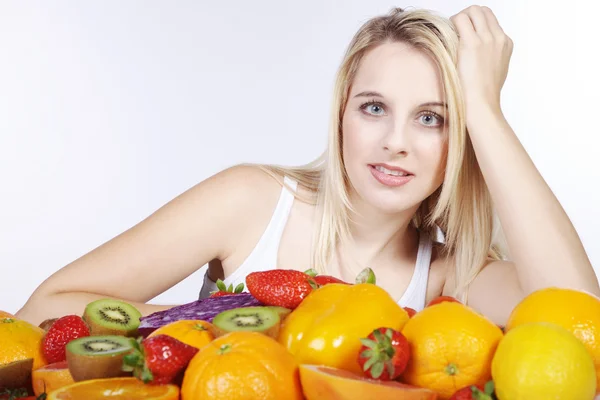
xmin=1 ymin=1 xmax=598 ymax=313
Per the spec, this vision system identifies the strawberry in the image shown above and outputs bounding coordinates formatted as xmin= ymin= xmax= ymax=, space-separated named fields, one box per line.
xmin=313 ymin=275 xmax=349 ymax=286
xmin=303 ymin=268 xmax=349 ymax=286
xmin=245 ymin=269 xmax=316 ymax=309
xmin=427 ymin=295 xmax=461 ymax=307
xmin=403 ymin=307 xmax=417 ymax=318
xmin=209 ymin=279 xmax=245 ymax=298
xmin=42 ymin=315 xmax=90 ymax=363
xmin=122 ymin=334 xmax=199 ymax=384
xmin=357 ymin=327 xmax=411 ymax=380
xmin=449 ymin=381 xmax=495 ymax=400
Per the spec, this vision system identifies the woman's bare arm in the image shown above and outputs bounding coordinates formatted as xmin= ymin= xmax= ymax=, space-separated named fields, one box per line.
xmin=15 ymin=165 xmax=280 ymax=325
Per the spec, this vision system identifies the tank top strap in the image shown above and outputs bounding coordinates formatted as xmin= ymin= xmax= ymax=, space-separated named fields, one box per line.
xmin=397 ymin=230 xmax=433 ymax=311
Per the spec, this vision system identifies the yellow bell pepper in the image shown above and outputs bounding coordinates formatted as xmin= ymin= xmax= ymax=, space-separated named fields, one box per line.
xmin=278 ymin=283 xmax=409 ymax=374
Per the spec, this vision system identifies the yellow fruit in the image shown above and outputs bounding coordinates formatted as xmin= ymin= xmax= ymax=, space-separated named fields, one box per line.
xmin=279 ymin=283 xmax=409 ymax=374
xmin=506 ymin=287 xmax=600 ymax=391
xmin=148 ymin=320 xmax=215 ymax=349
xmin=401 ymin=302 xmax=503 ymax=400
xmin=492 ymin=322 xmax=596 ymax=399
xmin=0 ymin=317 xmax=47 ymax=370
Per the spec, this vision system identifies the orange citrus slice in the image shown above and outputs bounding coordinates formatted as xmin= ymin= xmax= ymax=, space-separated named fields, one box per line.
xmin=47 ymin=377 xmax=180 ymax=399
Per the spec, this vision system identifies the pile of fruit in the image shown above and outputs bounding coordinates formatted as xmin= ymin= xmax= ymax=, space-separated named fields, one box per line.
xmin=2 ymin=267 xmax=600 ymax=400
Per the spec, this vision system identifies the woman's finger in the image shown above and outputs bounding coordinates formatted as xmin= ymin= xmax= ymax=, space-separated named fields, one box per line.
xmin=450 ymin=12 xmax=476 ymax=41
xmin=481 ymin=6 xmax=506 ymax=39
xmin=464 ymin=6 xmax=491 ymax=38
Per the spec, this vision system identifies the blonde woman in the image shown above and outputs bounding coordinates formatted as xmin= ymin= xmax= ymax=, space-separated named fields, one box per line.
xmin=17 ymin=6 xmax=599 ymax=326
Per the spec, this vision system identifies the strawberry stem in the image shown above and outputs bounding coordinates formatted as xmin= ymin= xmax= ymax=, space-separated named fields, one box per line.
xmin=355 ymin=267 xmax=376 ymax=284
xmin=304 ymin=268 xmax=318 ymax=277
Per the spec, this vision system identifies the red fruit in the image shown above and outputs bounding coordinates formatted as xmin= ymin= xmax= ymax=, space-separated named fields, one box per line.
xmin=303 ymin=268 xmax=349 ymax=287
xmin=123 ymin=334 xmax=199 ymax=384
xmin=209 ymin=279 xmax=245 ymax=298
xmin=403 ymin=307 xmax=417 ymax=318
xmin=427 ymin=296 xmax=461 ymax=307
xmin=313 ymin=275 xmax=349 ymax=286
xmin=245 ymin=269 xmax=316 ymax=309
xmin=357 ymin=327 xmax=411 ymax=381
xmin=449 ymin=381 xmax=495 ymax=400
xmin=42 ymin=315 xmax=90 ymax=363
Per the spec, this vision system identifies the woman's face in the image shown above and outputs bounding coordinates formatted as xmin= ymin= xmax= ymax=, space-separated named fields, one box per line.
xmin=342 ymin=41 xmax=448 ymax=216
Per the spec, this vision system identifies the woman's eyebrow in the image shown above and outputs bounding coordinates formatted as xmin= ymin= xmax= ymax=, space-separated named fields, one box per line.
xmin=353 ymin=90 xmax=384 ymax=98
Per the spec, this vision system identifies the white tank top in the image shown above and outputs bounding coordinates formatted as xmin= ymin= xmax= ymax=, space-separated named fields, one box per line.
xmin=199 ymin=176 xmax=433 ymax=311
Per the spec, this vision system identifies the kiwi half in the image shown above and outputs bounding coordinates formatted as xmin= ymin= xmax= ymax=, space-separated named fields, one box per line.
xmin=83 ymin=298 xmax=142 ymax=337
xmin=65 ymin=335 xmax=133 ymax=382
xmin=212 ymin=306 xmax=281 ymax=339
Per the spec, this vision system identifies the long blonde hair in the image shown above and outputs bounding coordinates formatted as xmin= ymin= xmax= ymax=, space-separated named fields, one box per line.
xmin=248 ymin=7 xmax=505 ymax=301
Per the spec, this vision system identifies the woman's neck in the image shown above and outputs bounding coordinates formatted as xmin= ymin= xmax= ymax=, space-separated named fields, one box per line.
xmin=334 ymin=191 xmax=421 ymax=278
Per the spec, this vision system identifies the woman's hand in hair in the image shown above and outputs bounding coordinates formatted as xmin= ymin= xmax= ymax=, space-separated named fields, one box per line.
xmin=450 ymin=6 xmax=513 ymax=113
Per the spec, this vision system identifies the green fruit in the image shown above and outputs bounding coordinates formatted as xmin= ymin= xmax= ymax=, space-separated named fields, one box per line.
xmin=212 ymin=306 xmax=280 ymax=339
xmin=66 ymin=335 xmax=133 ymax=382
xmin=83 ymin=298 xmax=142 ymax=336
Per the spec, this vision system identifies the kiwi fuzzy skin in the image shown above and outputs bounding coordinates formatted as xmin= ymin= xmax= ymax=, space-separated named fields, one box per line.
xmin=65 ymin=336 xmax=133 ymax=382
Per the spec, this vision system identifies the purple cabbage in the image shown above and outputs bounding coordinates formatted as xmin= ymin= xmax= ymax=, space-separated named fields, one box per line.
xmin=138 ymin=293 xmax=263 ymax=336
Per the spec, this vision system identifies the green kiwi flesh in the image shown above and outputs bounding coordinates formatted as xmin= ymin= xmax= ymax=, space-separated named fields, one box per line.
xmin=212 ymin=306 xmax=280 ymax=339
xmin=0 ymin=358 xmax=33 ymax=389
xmin=83 ymin=298 xmax=142 ymax=336
xmin=66 ymin=335 xmax=133 ymax=382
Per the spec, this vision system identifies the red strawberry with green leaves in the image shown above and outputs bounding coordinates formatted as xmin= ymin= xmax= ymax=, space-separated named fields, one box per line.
xmin=357 ymin=327 xmax=411 ymax=380
xmin=245 ymin=269 xmax=317 ymax=309
xmin=449 ymin=381 xmax=495 ymax=400
xmin=122 ymin=334 xmax=199 ymax=384
xmin=209 ymin=279 xmax=245 ymax=298
xmin=42 ymin=315 xmax=90 ymax=363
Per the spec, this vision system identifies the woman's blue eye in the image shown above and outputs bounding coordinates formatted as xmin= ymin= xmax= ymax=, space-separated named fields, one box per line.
xmin=366 ymin=104 xmax=384 ymax=115
xmin=419 ymin=112 xmax=443 ymax=127
xmin=360 ymin=101 xmax=386 ymax=116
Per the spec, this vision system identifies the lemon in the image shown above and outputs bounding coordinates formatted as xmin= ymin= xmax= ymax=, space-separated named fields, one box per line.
xmin=492 ymin=322 xmax=596 ymax=399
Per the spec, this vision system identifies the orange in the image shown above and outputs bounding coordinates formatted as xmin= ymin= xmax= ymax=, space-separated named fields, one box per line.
xmin=492 ymin=322 xmax=596 ymax=399
xmin=505 ymin=287 xmax=600 ymax=391
xmin=181 ymin=331 xmax=304 ymax=400
xmin=32 ymin=361 xmax=74 ymax=397
xmin=47 ymin=377 xmax=179 ymax=399
xmin=148 ymin=320 xmax=215 ymax=349
xmin=0 ymin=317 xmax=47 ymax=370
xmin=401 ymin=302 xmax=503 ymax=400
xmin=299 ymin=364 xmax=438 ymax=400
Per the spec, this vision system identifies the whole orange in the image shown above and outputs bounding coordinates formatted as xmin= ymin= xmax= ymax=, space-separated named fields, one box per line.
xmin=0 ymin=317 xmax=47 ymax=370
xmin=505 ymin=287 xmax=600 ymax=391
xmin=147 ymin=320 xmax=215 ymax=350
xmin=401 ymin=302 xmax=503 ymax=400
xmin=181 ymin=331 xmax=303 ymax=400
